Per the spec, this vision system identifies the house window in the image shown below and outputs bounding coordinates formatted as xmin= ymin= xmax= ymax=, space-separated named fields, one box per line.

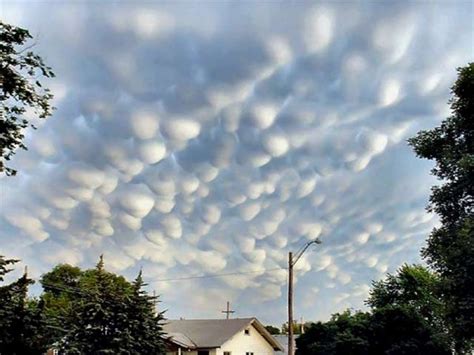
xmin=245 ymin=353 xmax=254 ymax=355
xmin=223 ymin=352 xmax=231 ymax=355
xmin=197 ymin=351 xmax=209 ymax=355
xmin=244 ymin=328 xmax=250 ymax=335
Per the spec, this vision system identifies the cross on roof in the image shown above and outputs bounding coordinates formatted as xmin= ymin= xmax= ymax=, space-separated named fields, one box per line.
xmin=221 ymin=301 xmax=235 ymax=319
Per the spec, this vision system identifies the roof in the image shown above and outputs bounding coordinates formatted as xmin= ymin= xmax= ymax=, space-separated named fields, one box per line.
xmin=274 ymin=334 xmax=299 ymax=354
xmin=163 ymin=318 xmax=284 ymax=351
xmin=165 ymin=332 xmax=196 ymax=348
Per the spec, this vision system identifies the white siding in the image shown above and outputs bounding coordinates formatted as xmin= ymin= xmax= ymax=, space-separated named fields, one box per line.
xmin=166 ymin=350 xmax=218 ymax=355
xmin=216 ymin=323 xmax=275 ymax=355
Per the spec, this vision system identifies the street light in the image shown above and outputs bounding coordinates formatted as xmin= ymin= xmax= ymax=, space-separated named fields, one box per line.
xmin=288 ymin=238 xmax=322 ymax=355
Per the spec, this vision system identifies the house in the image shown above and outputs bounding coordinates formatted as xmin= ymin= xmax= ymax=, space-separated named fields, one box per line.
xmin=164 ymin=317 xmax=284 ymax=355
xmin=273 ymin=334 xmax=298 ymax=355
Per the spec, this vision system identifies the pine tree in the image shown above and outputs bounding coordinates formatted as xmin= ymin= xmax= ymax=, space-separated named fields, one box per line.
xmin=41 ymin=257 xmax=167 ymax=354
xmin=61 ymin=255 xmax=132 ymax=353
xmin=0 ymin=254 xmax=18 ymax=281
xmin=127 ymin=270 xmax=166 ymax=354
xmin=0 ymin=261 xmax=46 ymax=354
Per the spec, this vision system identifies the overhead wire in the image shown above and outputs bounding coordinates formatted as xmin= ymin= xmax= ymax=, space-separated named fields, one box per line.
xmin=144 ymin=266 xmax=287 ymax=283
xmin=34 ymin=266 xmax=288 ymax=295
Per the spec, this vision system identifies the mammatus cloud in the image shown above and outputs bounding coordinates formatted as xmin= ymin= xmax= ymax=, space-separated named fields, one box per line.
xmin=1 ymin=1 xmax=472 ymax=324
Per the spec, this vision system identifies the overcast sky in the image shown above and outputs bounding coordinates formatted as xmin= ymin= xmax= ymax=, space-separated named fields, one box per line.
xmin=1 ymin=1 xmax=473 ymax=326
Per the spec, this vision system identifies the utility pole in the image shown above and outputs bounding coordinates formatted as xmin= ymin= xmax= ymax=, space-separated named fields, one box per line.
xmin=221 ymin=301 xmax=235 ymax=319
xmin=288 ymin=252 xmax=294 ymax=355
xmin=288 ymin=239 xmax=321 ymax=355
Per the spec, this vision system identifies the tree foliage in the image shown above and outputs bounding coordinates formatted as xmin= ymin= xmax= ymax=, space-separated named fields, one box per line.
xmin=265 ymin=325 xmax=281 ymax=335
xmin=367 ymin=264 xmax=445 ymax=330
xmin=126 ymin=271 xmax=166 ymax=354
xmin=408 ymin=62 xmax=474 ymax=352
xmin=297 ymin=311 xmax=371 ymax=355
xmin=0 ymin=21 xmax=55 ymax=176
xmin=0 ymin=254 xmax=18 ymax=281
xmin=282 ymin=320 xmax=307 ymax=335
xmin=0 ymin=256 xmax=46 ymax=354
xmin=40 ymin=256 xmax=166 ymax=354
xmin=0 ymin=255 xmax=167 ymax=354
xmin=296 ymin=265 xmax=451 ymax=355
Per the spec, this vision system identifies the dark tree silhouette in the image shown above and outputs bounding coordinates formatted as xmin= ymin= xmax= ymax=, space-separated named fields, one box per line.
xmin=0 ymin=21 xmax=55 ymax=176
xmin=409 ymin=63 xmax=474 ymax=353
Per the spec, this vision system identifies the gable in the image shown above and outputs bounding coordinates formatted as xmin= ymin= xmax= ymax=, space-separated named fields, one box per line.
xmin=221 ymin=322 xmax=280 ymax=353
xmin=163 ymin=318 xmax=283 ymax=351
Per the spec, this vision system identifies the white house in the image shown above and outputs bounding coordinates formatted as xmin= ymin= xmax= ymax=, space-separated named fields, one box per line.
xmin=164 ymin=317 xmax=284 ymax=355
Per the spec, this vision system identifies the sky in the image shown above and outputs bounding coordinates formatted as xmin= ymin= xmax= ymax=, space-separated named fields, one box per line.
xmin=1 ymin=1 xmax=473 ymax=326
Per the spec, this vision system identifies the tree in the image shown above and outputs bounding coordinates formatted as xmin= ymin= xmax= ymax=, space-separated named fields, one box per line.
xmin=297 ymin=266 xmax=452 ymax=355
xmin=408 ymin=63 xmax=474 ymax=352
xmin=265 ymin=325 xmax=281 ymax=335
xmin=0 ymin=254 xmax=18 ymax=281
xmin=367 ymin=264 xmax=445 ymax=332
xmin=0 ymin=21 xmax=55 ymax=176
xmin=55 ymin=256 xmax=133 ymax=353
xmin=0 ymin=257 xmax=47 ymax=354
xmin=41 ymin=263 xmax=82 ymax=295
xmin=125 ymin=271 xmax=166 ymax=354
xmin=296 ymin=310 xmax=371 ymax=355
xmin=297 ymin=307 xmax=451 ymax=355
xmin=40 ymin=256 xmax=166 ymax=354
xmin=369 ymin=305 xmax=451 ymax=355
xmin=282 ymin=320 xmax=305 ymax=335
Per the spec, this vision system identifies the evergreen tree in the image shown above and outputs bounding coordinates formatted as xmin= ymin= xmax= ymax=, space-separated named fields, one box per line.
xmin=60 ymin=256 xmax=132 ymax=354
xmin=54 ymin=256 xmax=167 ymax=354
xmin=0 ymin=259 xmax=46 ymax=354
xmin=0 ymin=255 xmax=18 ymax=281
xmin=126 ymin=270 xmax=166 ymax=354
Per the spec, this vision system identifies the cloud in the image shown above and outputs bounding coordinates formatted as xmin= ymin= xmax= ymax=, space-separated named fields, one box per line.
xmin=161 ymin=119 xmax=201 ymax=142
xmin=1 ymin=0 xmax=471 ymax=326
xmin=304 ymin=6 xmax=334 ymax=53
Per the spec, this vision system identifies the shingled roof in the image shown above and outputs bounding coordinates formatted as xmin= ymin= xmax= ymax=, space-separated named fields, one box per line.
xmin=163 ymin=317 xmax=284 ymax=351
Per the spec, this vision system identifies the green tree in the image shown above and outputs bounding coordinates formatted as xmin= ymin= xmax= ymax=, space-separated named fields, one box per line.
xmin=39 ymin=264 xmax=83 ymax=347
xmin=265 ymin=325 xmax=281 ymax=335
xmin=297 ymin=310 xmax=371 ymax=355
xmin=369 ymin=305 xmax=451 ymax=355
xmin=367 ymin=264 xmax=445 ymax=331
xmin=57 ymin=256 xmax=133 ymax=353
xmin=0 ymin=254 xmax=18 ymax=281
xmin=40 ymin=256 xmax=166 ymax=354
xmin=126 ymin=271 xmax=166 ymax=354
xmin=282 ymin=320 xmax=305 ymax=335
xmin=297 ymin=266 xmax=452 ymax=355
xmin=40 ymin=261 xmax=134 ymax=345
xmin=297 ymin=307 xmax=451 ymax=355
xmin=0 ymin=257 xmax=47 ymax=354
xmin=41 ymin=263 xmax=82 ymax=295
xmin=0 ymin=21 xmax=55 ymax=176
xmin=409 ymin=62 xmax=474 ymax=352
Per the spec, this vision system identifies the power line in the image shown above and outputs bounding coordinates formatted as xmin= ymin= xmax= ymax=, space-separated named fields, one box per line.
xmin=144 ymin=267 xmax=287 ymax=283
xmin=35 ymin=267 xmax=287 ymax=295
